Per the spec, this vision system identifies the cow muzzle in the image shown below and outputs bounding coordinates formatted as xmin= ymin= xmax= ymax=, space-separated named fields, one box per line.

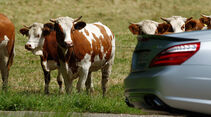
xmin=65 ymin=41 xmax=74 ymax=48
xmin=25 ymin=44 xmax=33 ymax=51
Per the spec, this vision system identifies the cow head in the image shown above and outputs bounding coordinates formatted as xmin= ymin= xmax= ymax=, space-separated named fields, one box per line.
xmin=185 ymin=19 xmax=207 ymax=31
xmin=128 ymin=20 xmax=159 ymax=35
xmin=19 ymin=23 xmax=54 ymax=56
xmin=199 ymin=14 xmax=211 ymax=29
xmin=50 ymin=16 xmax=86 ymax=48
xmin=161 ymin=16 xmax=192 ymax=33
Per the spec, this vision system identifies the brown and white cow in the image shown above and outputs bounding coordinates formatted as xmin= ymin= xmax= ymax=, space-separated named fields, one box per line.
xmin=49 ymin=16 xmax=115 ymax=96
xmin=128 ymin=20 xmax=173 ymax=35
xmin=19 ymin=23 xmax=63 ymax=94
xmin=199 ymin=14 xmax=211 ymax=29
xmin=0 ymin=13 xmax=15 ymax=91
xmin=161 ymin=16 xmax=192 ymax=33
xmin=185 ymin=18 xmax=207 ymax=31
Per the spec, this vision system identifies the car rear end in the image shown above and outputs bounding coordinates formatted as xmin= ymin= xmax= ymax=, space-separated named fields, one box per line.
xmin=124 ymin=30 xmax=211 ymax=115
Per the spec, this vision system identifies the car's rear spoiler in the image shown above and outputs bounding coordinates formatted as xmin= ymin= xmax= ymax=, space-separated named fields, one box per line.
xmin=138 ymin=34 xmax=199 ymax=42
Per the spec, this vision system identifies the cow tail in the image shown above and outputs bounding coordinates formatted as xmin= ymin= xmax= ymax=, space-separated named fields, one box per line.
xmin=7 ymin=33 xmax=15 ymax=70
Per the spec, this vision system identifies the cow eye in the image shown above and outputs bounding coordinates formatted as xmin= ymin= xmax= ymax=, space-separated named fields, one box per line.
xmin=35 ymin=34 xmax=40 ymax=38
xmin=181 ymin=25 xmax=185 ymax=30
xmin=201 ymin=19 xmax=205 ymax=23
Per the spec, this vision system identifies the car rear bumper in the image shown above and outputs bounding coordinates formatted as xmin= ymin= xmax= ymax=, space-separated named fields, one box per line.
xmin=124 ymin=65 xmax=211 ymax=114
xmin=124 ymin=69 xmax=166 ymax=109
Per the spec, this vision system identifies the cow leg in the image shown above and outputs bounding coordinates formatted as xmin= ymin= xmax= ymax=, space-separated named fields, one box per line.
xmin=57 ymin=70 xmax=63 ymax=94
xmin=77 ymin=70 xmax=89 ymax=93
xmin=40 ymin=59 xmax=51 ymax=94
xmin=0 ymin=54 xmax=9 ymax=92
xmin=77 ymin=63 xmax=91 ymax=93
xmin=63 ymin=75 xmax=73 ymax=94
xmin=85 ymin=72 xmax=94 ymax=94
xmin=101 ymin=62 xmax=113 ymax=97
xmin=1 ymin=41 xmax=15 ymax=92
xmin=43 ymin=70 xmax=50 ymax=94
xmin=1 ymin=67 xmax=9 ymax=92
xmin=59 ymin=62 xmax=73 ymax=94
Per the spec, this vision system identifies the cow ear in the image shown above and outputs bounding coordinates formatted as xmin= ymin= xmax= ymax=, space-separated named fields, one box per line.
xmin=185 ymin=21 xmax=196 ymax=31
xmin=186 ymin=17 xmax=193 ymax=22
xmin=74 ymin=21 xmax=86 ymax=30
xmin=42 ymin=27 xmax=51 ymax=37
xmin=19 ymin=28 xmax=29 ymax=36
xmin=164 ymin=24 xmax=171 ymax=30
xmin=160 ymin=24 xmax=170 ymax=33
xmin=161 ymin=17 xmax=170 ymax=23
xmin=128 ymin=24 xmax=140 ymax=35
xmin=44 ymin=23 xmax=54 ymax=30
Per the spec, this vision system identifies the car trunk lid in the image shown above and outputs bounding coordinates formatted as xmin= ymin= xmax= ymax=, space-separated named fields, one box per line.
xmin=131 ymin=34 xmax=198 ymax=72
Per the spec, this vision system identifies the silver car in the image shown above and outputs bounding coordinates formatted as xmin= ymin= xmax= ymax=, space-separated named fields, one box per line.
xmin=124 ymin=30 xmax=211 ymax=115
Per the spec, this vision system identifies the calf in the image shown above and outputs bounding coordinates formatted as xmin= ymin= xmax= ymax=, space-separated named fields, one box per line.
xmin=185 ymin=19 xmax=207 ymax=31
xmin=0 ymin=13 xmax=15 ymax=91
xmin=49 ymin=16 xmax=115 ymax=96
xmin=161 ymin=16 xmax=192 ymax=33
xmin=19 ymin=23 xmax=63 ymax=94
xmin=128 ymin=20 xmax=173 ymax=35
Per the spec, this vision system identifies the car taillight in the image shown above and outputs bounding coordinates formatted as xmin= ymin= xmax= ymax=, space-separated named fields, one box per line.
xmin=150 ymin=42 xmax=200 ymax=67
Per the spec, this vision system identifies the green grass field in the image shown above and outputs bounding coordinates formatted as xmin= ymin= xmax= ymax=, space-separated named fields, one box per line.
xmin=1 ymin=0 xmax=211 ymax=114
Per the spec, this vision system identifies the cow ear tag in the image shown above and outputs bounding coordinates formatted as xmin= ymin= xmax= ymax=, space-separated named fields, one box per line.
xmin=204 ymin=24 xmax=208 ymax=27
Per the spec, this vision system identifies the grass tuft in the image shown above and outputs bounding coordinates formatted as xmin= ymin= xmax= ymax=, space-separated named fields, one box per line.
xmin=0 ymin=89 xmax=143 ymax=114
